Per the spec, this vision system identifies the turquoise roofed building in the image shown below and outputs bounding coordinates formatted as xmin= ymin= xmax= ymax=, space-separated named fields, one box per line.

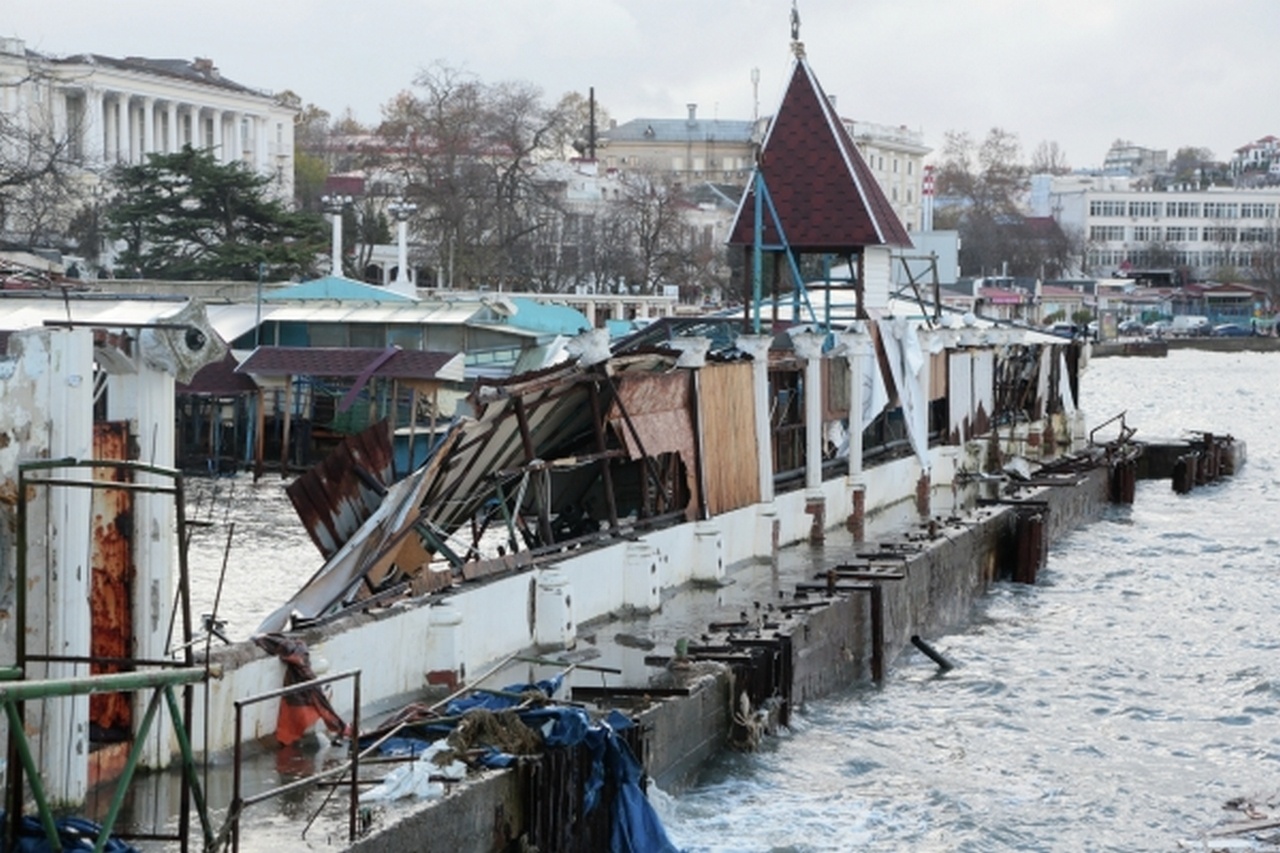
xmin=208 ymin=283 xmax=591 ymax=382
xmin=261 ymin=275 xmax=419 ymax=304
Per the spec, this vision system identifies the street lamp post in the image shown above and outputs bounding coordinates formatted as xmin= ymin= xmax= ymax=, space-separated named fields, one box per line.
xmin=387 ymin=197 xmax=418 ymax=295
xmin=321 ymin=194 xmax=352 ymax=276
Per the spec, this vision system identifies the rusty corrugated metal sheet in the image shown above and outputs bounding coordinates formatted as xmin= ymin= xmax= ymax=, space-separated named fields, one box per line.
xmin=608 ymin=369 xmax=699 ymax=520
xmin=237 ymin=346 xmax=460 ymax=380
xmin=287 ymin=421 xmax=396 ymax=558
xmin=91 ymin=421 xmax=134 ymax=736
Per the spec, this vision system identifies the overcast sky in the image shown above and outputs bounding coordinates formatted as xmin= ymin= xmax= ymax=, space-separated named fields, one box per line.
xmin=6 ymin=0 xmax=1275 ymax=169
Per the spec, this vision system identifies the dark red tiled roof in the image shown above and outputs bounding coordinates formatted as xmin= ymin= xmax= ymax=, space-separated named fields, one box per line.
xmin=236 ymin=346 xmax=458 ymax=380
xmin=177 ymin=351 xmax=258 ymax=395
xmin=729 ymin=58 xmax=911 ymax=251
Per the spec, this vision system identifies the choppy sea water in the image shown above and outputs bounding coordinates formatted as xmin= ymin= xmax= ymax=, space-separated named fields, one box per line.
xmin=660 ymin=349 xmax=1280 ymax=852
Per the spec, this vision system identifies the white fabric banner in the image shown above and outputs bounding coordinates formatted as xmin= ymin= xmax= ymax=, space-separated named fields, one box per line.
xmin=948 ymin=351 xmax=972 ymax=443
xmin=879 ymin=318 xmax=930 ymax=470
xmin=1058 ymin=351 xmax=1076 ymax=415
xmin=861 ymin=344 xmax=890 ymax=431
xmin=1037 ymin=346 xmax=1052 ymax=419
xmin=972 ymin=349 xmax=995 ymax=425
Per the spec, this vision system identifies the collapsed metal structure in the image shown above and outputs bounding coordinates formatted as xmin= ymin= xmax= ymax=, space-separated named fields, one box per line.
xmin=264 ymin=317 xmax=1085 ymax=634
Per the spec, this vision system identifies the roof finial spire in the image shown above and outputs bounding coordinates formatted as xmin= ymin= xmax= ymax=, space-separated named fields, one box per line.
xmin=790 ymin=1 xmax=805 ymax=58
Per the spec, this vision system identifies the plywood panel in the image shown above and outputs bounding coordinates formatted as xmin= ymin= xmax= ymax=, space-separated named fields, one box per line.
xmin=698 ymin=362 xmax=761 ymax=516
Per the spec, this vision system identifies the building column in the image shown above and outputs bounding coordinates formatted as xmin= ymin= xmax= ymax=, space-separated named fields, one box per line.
xmin=210 ymin=109 xmax=223 ymax=160
xmin=227 ymin=111 xmax=242 ymax=163
xmin=166 ymin=101 xmax=178 ymax=153
xmin=184 ymin=106 xmax=198 ymax=149
xmin=111 ymin=94 xmax=125 ymax=163
xmin=87 ymin=87 xmax=106 ymax=164
xmin=736 ymin=334 xmax=774 ymax=504
xmin=141 ymin=96 xmax=154 ymax=159
xmin=126 ymin=97 xmax=141 ymax=163
xmin=254 ymin=115 xmax=269 ymax=173
xmin=792 ymin=331 xmax=827 ymax=541
xmin=840 ymin=324 xmax=874 ymax=539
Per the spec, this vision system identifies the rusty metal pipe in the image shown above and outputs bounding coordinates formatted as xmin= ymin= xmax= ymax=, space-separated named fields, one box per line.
xmin=911 ymin=635 xmax=955 ymax=672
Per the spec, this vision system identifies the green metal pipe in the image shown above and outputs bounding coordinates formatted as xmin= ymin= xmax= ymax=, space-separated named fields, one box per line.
xmin=93 ymin=689 xmax=165 ymax=853
xmin=163 ymin=686 xmax=215 ymax=852
xmin=3 ymin=702 xmax=59 ymax=851
xmin=0 ymin=666 xmax=206 ymax=702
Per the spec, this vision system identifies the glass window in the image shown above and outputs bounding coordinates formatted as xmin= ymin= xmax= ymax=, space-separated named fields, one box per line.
xmin=349 ymin=324 xmax=384 ymax=348
xmin=309 ymin=323 xmax=346 ymax=346
xmin=388 ymin=326 xmax=423 ymax=348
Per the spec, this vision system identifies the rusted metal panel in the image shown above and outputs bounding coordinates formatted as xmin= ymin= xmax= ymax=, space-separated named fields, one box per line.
xmin=1013 ymin=509 xmax=1047 ymax=584
xmin=698 ymin=362 xmax=760 ymax=515
xmin=286 ymin=421 xmax=395 ymax=558
xmin=90 ymin=421 xmax=134 ymax=736
xmin=608 ymin=370 xmax=698 ymax=519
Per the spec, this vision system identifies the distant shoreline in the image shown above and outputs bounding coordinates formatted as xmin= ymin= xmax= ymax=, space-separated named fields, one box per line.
xmin=1093 ymin=336 xmax=1280 ymax=357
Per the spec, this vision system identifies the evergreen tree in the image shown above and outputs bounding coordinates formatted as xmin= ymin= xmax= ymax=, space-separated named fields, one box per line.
xmin=104 ymin=146 xmax=326 ymax=280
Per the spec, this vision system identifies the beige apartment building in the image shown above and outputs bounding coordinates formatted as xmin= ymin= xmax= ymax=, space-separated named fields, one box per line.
xmin=600 ymin=102 xmax=929 ymax=232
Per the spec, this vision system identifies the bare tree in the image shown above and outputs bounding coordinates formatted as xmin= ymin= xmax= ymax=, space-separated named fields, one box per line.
xmin=0 ymin=62 xmax=87 ymax=246
xmin=1029 ymin=140 xmax=1071 ymax=175
xmin=605 ymin=170 xmax=696 ymax=294
xmin=935 ymin=128 xmax=1035 ymax=275
xmin=1169 ymin=146 xmax=1214 ymax=187
xmin=374 ymin=63 xmax=583 ymax=290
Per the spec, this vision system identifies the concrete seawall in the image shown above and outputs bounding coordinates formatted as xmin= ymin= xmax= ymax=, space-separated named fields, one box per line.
xmin=351 ymin=465 xmax=1115 ymax=851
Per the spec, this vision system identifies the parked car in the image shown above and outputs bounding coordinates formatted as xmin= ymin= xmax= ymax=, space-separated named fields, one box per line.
xmin=1118 ymin=318 xmax=1145 ymax=335
xmin=1146 ymin=320 xmax=1171 ymax=337
xmin=1211 ymin=323 xmax=1254 ymax=337
xmin=1048 ymin=322 xmax=1077 ymax=338
xmin=1048 ymin=321 xmax=1099 ymax=341
xmin=1169 ymin=315 xmax=1212 ymax=336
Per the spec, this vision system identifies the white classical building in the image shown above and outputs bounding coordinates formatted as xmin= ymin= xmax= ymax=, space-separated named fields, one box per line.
xmin=1029 ymin=174 xmax=1280 ymax=280
xmin=0 ymin=36 xmax=296 ymax=198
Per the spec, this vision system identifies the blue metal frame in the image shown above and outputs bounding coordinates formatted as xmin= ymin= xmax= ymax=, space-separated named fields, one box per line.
xmin=750 ymin=170 xmax=819 ymax=333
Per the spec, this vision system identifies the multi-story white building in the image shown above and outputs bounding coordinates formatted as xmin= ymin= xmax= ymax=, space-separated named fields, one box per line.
xmin=1101 ymin=141 xmax=1167 ymax=177
xmin=0 ymin=36 xmax=297 ymax=199
xmin=1230 ymin=135 xmax=1280 ymax=182
xmin=845 ymin=118 xmax=929 ymax=234
xmin=1030 ymin=174 xmax=1280 ymax=281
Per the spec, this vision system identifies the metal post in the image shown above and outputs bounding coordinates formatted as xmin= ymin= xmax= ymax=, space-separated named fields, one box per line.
xmin=752 ymin=171 xmax=764 ymax=333
xmin=870 ymin=583 xmax=884 ymax=682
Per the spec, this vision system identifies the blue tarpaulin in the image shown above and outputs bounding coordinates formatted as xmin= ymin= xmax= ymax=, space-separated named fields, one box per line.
xmin=370 ymin=678 xmax=680 ymax=853
xmin=0 ymin=813 xmax=140 ymax=852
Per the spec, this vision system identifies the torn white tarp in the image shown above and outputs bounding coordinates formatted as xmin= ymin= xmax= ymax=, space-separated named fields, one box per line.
xmin=1037 ymin=346 xmax=1052 ymax=419
xmin=860 ymin=342 xmax=890 ymax=431
xmin=972 ymin=348 xmax=995 ymax=428
xmin=361 ymin=740 xmax=467 ymax=803
xmin=1058 ymin=351 xmax=1076 ymax=415
xmin=879 ymin=317 xmax=930 ymax=471
xmin=948 ymin=350 xmax=972 ymax=443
